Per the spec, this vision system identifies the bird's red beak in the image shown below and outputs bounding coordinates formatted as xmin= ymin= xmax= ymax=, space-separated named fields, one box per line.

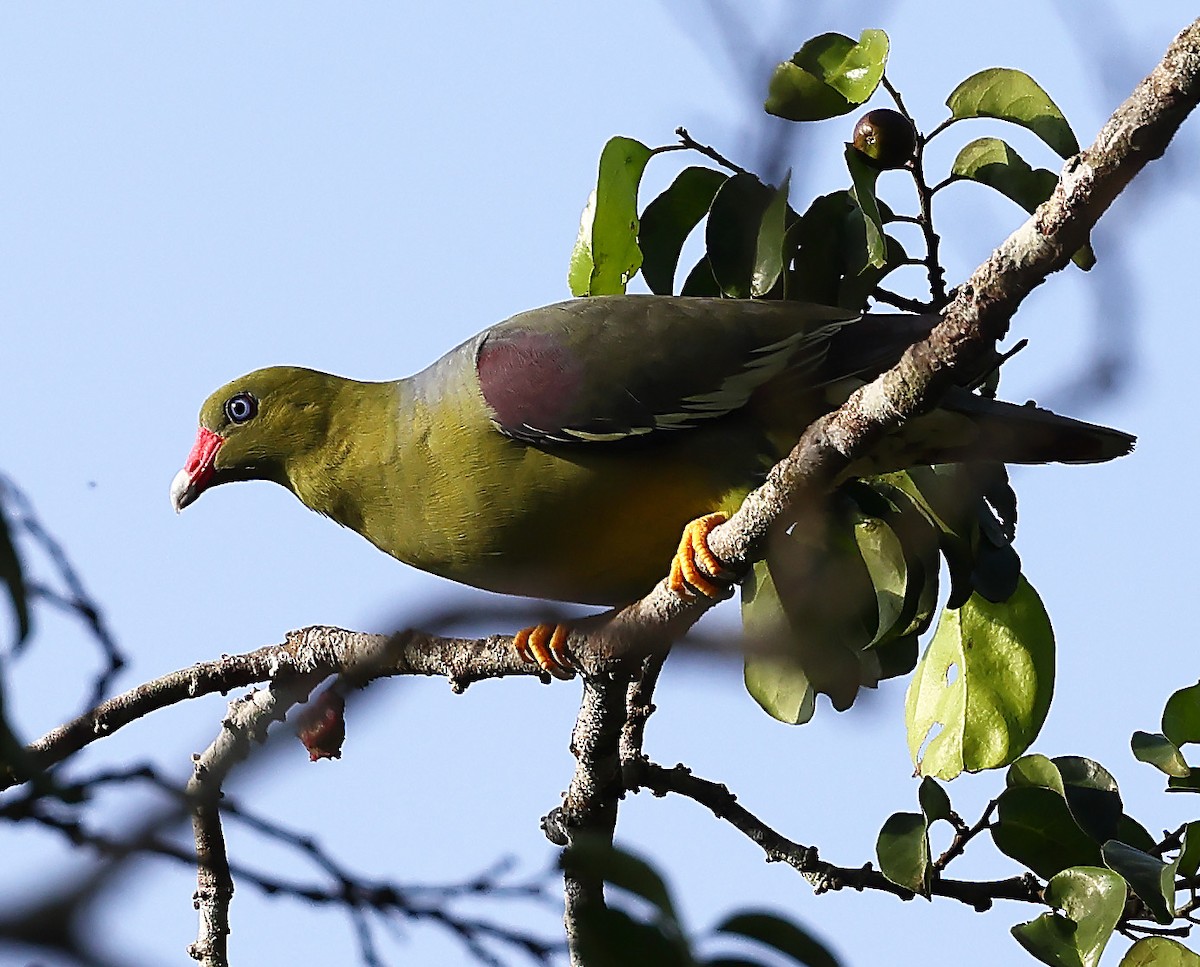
xmin=170 ymin=426 xmax=224 ymax=513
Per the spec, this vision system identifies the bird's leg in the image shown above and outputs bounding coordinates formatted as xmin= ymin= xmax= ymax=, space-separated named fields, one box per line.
xmin=668 ymin=512 xmax=733 ymax=599
xmin=514 ymin=623 xmax=577 ymax=680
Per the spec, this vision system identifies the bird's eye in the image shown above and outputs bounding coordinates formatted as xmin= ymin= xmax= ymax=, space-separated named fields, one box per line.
xmin=224 ymin=392 xmax=258 ymax=424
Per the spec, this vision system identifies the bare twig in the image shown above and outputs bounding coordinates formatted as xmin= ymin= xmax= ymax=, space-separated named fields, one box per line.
xmin=632 ymin=760 xmax=1043 ymax=911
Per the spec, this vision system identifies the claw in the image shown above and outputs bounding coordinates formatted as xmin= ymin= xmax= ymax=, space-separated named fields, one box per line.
xmin=514 ymin=623 xmax=576 ymax=679
xmin=668 ymin=512 xmax=731 ymax=599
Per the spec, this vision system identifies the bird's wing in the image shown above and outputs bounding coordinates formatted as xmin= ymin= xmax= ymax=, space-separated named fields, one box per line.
xmin=474 ymin=295 xmax=862 ymax=445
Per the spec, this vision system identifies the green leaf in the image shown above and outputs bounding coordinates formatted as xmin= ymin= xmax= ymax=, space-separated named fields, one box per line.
xmin=1177 ymin=823 xmax=1200 ymax=878
xmin=0 ymin=499 xmax=30 ymax=648
xmin=765 ymin=30 xmax=889 ymax=122
xmin=876 ymin=811 xmax=931 ymax=895
xmin=751 ymin=172 xmax=792 ymax=297
xmin=1011 ymin=866 xmax=1125 ymax=967
xmin=844 ymin=145 xmax=886 ymax=270
xmin=1119 ymin=937 xmax=1200 ymax=966
xmin=918 ymin=777 xmax=953 ymax=825
xmin=946 ymin=68 xmax=1080 ymax=158
xmin=742 ymin=562 xmax=816 ymax=725
xmin=680 ymin=255 xmax=722 ymax=297
xmin=951 ymin=137 xmax=1094 ymax=270
xmin=639 ymin=166 xmax=728 ymax=294
xmin=568 ymin=136 xmax=653 ymax=296
xmin=789 ymin=191 xmax=855 ymax=304
xmin=577 ymin=906 xmax=692 ymax=967
xmin=1101 ymin=841 xmax=1177 ymax=924
xmin=714 ymin=911 xmax=841 ymax=967
xmin=1163 ymin=683 xmax=1200 ymax=747
xmin=994 ymin=785 xmax=1105 ymax=879
xmin=852 ymin=514 xmax=908 ymax=647
xmin=706 ymin=173 xmax=775 ymax=298
xmin=1131 ymin=731 xmax=1190 ymax=778
xmin=742 ymin=511 xmax=877 ymax=714
xmin=905 ymin=577 xmax=1055 ymax=779
xmin=563 ymin=838 xmax=679 ymax=926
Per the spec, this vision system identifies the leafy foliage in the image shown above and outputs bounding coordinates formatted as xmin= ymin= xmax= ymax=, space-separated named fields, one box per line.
xmin=566 ymin=24 xmax=1200 ymax=966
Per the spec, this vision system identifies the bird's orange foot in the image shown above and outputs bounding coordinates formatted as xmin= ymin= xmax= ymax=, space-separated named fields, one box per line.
xmin=668 ymin=512 xmax=732 ymax=599
xmin=514 ymin=623 xmax=577 ymax=680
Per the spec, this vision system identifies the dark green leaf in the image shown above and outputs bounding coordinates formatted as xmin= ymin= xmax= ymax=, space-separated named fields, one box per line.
xmin=764 ymin=30 xmax=888 ymax=121
xmin=877 ymin=811 xmax=931 ymax=895
xmin=743 ymin=562 xmax=816 ymax=725
xmin=1163 ymin=683 xmax=1200 ymax=747
xmin=639 ymin=166 xmax=728 ymax=294
xmin=852 ymin=514 xmax=908 ymax=647
xmin=994 ymin=785 xmax=1104 ymax=879
xmin=946 ymin=68 xmax=1080 ymax=158
xmin=1167 ymin=771 xmax=1200 ymax=793
xmin=568 ymin=137 xmax=653 ymax=296
xmin=951 ymin=137 xmax=1094 ymax=270
xmin=905 ymin=578 xmax=1055 ymax=779
xmin=0 ymin=499 xmax=30 ymax=648
xmin=789 ymin=191 xmax=855 ymax=305
xmin=1102 ymin=841 xmax=1177 ymax=924
xmin=1131 ymin=731 xmax=1190 ymax=778
xmin=1119 ymin=937 xmax=1200 ymax=966
xmin=1177 ymin=824 xmax=1200 ymax=878
xmin=751 ymin=172 xmax=792 ymax=297
xmin=1054 ymin=756 xmax=1123 ymax=845
xmin=563 ymin=838 xmax=679 ymax=926
xmin=680 ymin=256 xmax=722 ymax=297
xmin=1011 ymin=866 xmax=1125 ymax=967
xmin=742 ymin=511 xmax=877 ymax=714
xmin=576 ymin=905 xmax=692 ymax=967
xmin=714 ymin=911 xmax=841 ymax=967
xmin=844 ymin=145 xmax=886 ymax=269
xmin=706 ymin=174 xmax=775 ymax=298
xmin=918 ymin=777 xmax=953 ymax=825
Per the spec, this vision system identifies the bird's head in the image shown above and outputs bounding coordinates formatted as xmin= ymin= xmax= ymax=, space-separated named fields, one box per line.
xmin=170 ymin=366 xmax=341 ymax=512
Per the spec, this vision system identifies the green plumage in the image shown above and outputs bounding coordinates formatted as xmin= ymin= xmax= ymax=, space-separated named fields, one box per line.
xmin=172 ymin=296 xmax=1134 ymax=609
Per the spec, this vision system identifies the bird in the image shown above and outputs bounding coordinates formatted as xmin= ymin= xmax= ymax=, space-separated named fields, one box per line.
xmin=170 ymin=295 xmax=1134 ymax=679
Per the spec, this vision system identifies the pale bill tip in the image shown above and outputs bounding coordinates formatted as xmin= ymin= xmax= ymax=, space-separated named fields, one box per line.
xmin=169 ymin=468 xmax=191 ymax=514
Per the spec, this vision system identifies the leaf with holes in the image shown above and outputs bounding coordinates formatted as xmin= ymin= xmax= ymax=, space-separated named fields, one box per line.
xmin=905 ymin=578 xmax=1054 ymax=778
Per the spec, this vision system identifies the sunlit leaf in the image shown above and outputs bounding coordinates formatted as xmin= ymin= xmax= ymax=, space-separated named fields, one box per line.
xmin=743 ymin=562 xmax=816 ymax=725
xmin=639 ymin=166 xmax=728 ymax=294
xmin=1011 ymin=866 xmax=1125 ymax=967
xmin=951 ymin=137 xmax=1094 ymax=269
xmin=1119 ymin=937 xmax=1200 ymax=966
xmin=764 ymin=30 xmax=889 ymax=121
xmin=1163 ymin=683 xmax=1200 ymax=747
xmin=946 ymin=68 xmax=1080 ymax=158
xmin=568 ymin=136 xmax=653 ymax=296
xmin=905 ymin=578 xmax=1054 ymax=778
xmin=1131 ymin=731 xmax=1190 ymax=778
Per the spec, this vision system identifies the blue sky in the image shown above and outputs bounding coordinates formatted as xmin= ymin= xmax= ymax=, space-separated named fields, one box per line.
xmin=3 ymin=3 xmax=1199 ymax=965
